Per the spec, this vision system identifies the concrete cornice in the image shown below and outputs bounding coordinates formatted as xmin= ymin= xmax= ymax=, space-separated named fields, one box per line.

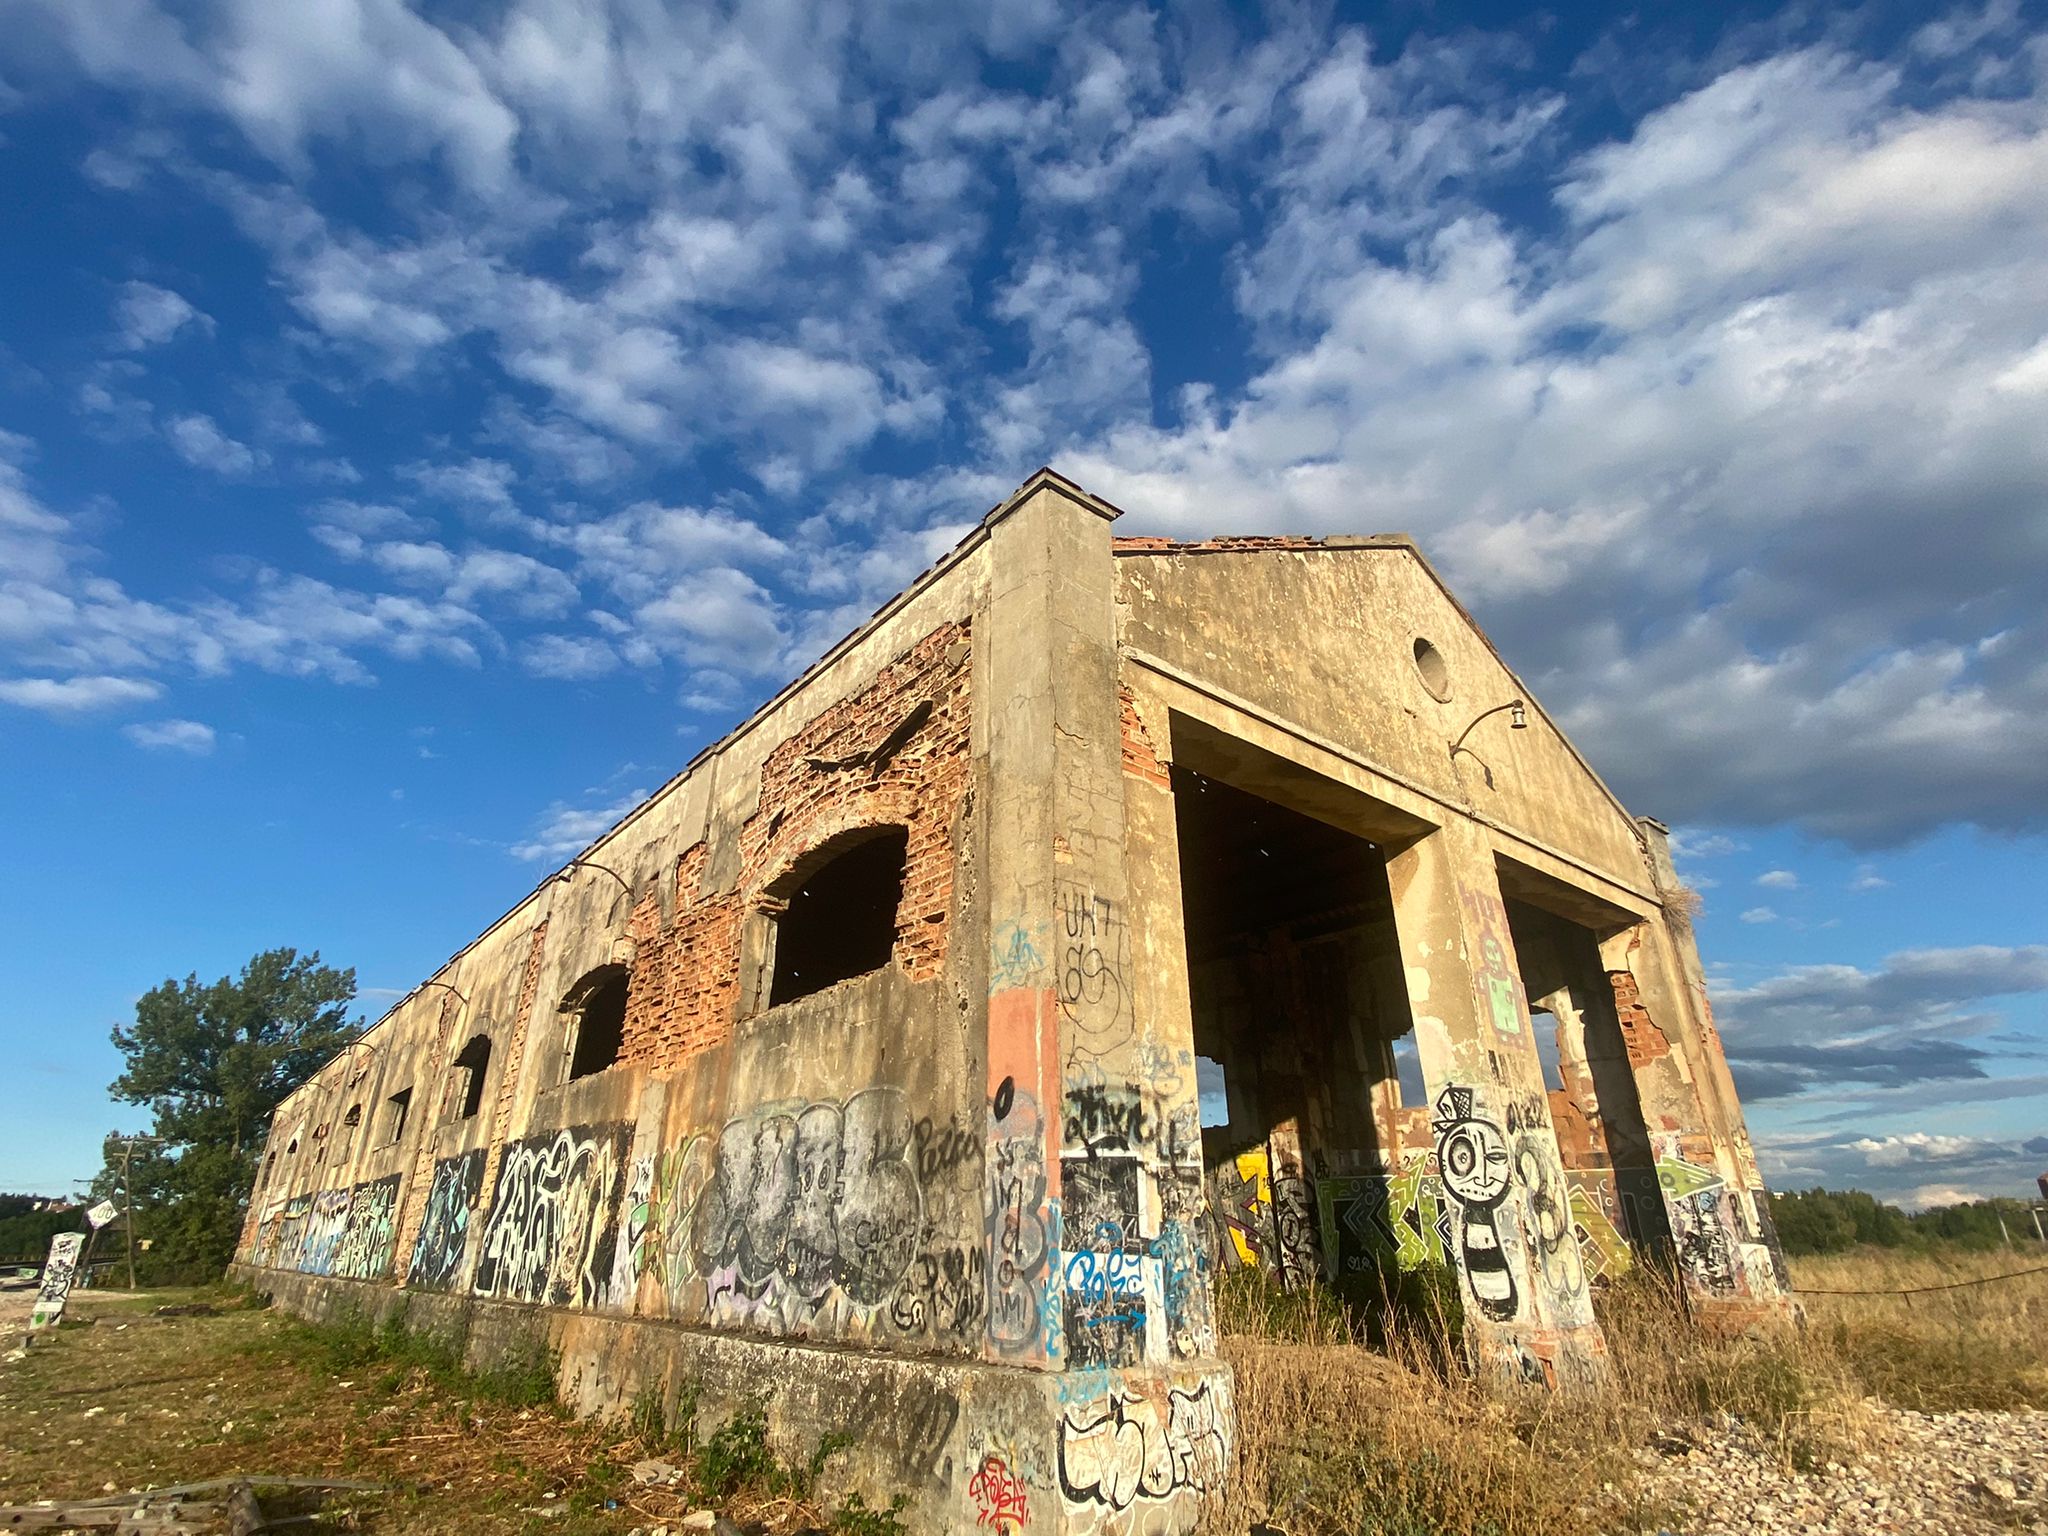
xmin=982 ymin=465 xmax=1127 ymax=528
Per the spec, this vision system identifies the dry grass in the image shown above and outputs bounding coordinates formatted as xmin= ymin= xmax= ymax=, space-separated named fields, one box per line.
xmin=1214 ymin=1247 xmax=2048 ymax=1536
xmin=0 ymin=1286 xmax=888 ymax=1535
xmin=8 ymin=1251 xmax=2044 ymax=1536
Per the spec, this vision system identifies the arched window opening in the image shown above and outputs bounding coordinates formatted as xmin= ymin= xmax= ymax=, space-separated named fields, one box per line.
xmin=563 ymin=966 xmax=629 ymax=1080
xmin=768 ymin=826 xmax=908 ymax=1007
xmin=451 ymin=1033 xmax=492 ymax=1119
xmin=342 ymin=1104 xmax=362 ymax=1128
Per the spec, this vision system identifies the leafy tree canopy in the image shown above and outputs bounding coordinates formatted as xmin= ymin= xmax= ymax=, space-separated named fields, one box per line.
xmin=108 ymin=947 xmax=359 ymax=1277
xmin=112 ymin=948 xmax=359 ymax=1158
xmin=1770 ymin=1186 xmax=2041 ymax=1256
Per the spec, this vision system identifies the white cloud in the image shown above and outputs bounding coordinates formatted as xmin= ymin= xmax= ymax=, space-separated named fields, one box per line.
xmin=633 ymin=567 xmax=787 ymax=676
xmin=510 ymin=787 xmax=647 ymax=862
xmin=1756 ymin=869 xmax=1800 ymax=889
xmin=1900 ymin=1183 xmax=1989 ymax=1212
xmin=164 ymin=413 xmax=260 ymax=476
xmin=113 ymin=280 xmax=211 ymax=349
xmin=0 ymin=674 xmax=163 ymax=712
xmin=1846 ymin=1132 xmax=1988 ymax=1167
xmin=122 ymin=717 xmax=216 ymax=753
xmin=1739 ymin=906 xmax=1778 ymax=924
xmin=10 ymin=5 xmax=2048 ymax=850
xmin=400 ymin=456 xmax=517 ymax=514
xmin=521 ymin=633 xmax=619 ymax=680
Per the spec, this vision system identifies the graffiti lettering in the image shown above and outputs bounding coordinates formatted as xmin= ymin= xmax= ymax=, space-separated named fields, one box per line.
xmin=912 ymin=1114 xmax=979 ymax=1184
xmin=472 ymin=1123 xmax=630 ymax=1308
xmin=1062 ymin=1156 xmax=1145 ymax=1369
xmin=298 ymin=1188 xmax=352 ymax=1277
xmin=969 ymin=1453 xmax=1031 ymax=1532
xmin=330 ymin=1174 xmax=401 ymax=1281
xmin=407 ymin=1149 xmax=484 ymax=1291
xmin=1058 ymin=1377 xmax=1230 ymax=1525
xmin=990 ymin=922 xmax=1046 ymax=991
xmin=987 ymin=1082 xmax=1052 ymax=1357
xmin=693 ymin=1088 xmax=922 ymax=1312
xmin=29 ymin=1233 xmax=84 ymax=1330
xmin=889 ymin=1244 xmax=988 ymax=1339
xmin=1055 ymin=886 xmax=1132 ymax=1057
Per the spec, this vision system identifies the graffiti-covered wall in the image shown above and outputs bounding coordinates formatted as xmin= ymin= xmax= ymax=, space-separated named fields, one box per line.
xmin=231 ymin=469 xmax=1788 ymax=1534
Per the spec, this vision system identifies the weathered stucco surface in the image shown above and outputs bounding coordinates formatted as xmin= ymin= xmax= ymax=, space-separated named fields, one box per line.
xmin=234 ymin=471 xmax=1787 ymax=1533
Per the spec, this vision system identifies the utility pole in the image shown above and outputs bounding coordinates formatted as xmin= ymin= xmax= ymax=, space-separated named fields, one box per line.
xmin=104 ymin=1133 xmax=167 ymax=1290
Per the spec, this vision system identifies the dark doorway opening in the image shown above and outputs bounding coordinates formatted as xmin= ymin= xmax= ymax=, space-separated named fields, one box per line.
xmin=1173 ymin=765 xmax=1425 ymax=1318
xmin=768 ymin=826 xmax=908 ymax=1007
xmin=564 ymin=966 xmax=628 ymax=1079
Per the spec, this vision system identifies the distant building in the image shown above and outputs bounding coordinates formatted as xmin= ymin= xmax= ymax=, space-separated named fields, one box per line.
xmin=236 ymin=470 xmax=1790 ymax=1535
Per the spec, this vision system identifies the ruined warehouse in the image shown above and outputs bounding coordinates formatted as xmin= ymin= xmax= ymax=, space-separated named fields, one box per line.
xmin=234 ymin=468 xmax=1791 ymax=1534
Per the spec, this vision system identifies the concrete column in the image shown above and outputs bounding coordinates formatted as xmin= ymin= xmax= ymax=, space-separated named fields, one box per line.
xmin=1604 ymin=821 xmax=1792 ymax=1313
xmin=1383 ymin=816 xmax=1610 ymax=1386
xmin=1116 ymin=678 xmax=1218 ymax=1360
xmin=978 ymin=471 xmax=1127 ymax=1370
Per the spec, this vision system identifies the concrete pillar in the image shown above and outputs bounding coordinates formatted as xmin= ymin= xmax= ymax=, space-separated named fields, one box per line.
xmin=1604 ymin=821 xmax=1792 ymax=1313
xmin=978 ymin=471 xmax=1128 ymax=1370
xmin=978 ymin=474 xmax=1233 ymax=1536
xmin=1383 ymin=816 xmax=1610 ymax=1386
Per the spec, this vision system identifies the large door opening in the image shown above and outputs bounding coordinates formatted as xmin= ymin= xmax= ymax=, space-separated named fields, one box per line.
xmin=1172 ymin=763 xmax=1433 ymax=1317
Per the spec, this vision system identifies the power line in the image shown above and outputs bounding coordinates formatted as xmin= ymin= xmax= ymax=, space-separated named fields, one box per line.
xmin=1798 ymin=1261 xmax=2048 ymax=1296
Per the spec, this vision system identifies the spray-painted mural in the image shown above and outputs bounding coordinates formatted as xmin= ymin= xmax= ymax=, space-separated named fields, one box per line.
xmin=472 ymin=1123 xmax=631 ymax=1308
xmin=298 ymin=1187 xmax=353 ymax=1277
xmin=1058 ymin=1374 xmax=1230 ymax=1533
xmin=330 ymin=1173 xmax=402 ymax=1281
xmin=407 ymin=1148 xmax=485 ymax=1291
xmin=689 ymin=1087 xmax=929 ymax=1333
xmin=987 ymin=985 xmax=1059 ymax=1362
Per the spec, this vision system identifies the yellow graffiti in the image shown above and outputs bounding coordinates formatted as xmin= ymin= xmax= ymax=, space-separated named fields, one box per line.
xmin=1227 ymin=1149 xmax=1272 ymax=1268
xmin=1567 ymin=1183 xmax=1633 ymax=1280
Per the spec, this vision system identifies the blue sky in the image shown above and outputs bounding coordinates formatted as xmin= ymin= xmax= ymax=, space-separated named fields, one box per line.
xmin=1 ymin=0 xmax=2042 ymax=1209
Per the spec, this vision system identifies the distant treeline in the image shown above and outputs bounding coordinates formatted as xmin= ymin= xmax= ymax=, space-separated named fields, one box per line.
xmin=1771 ymin=1187 xmax=2044 ymax=1255
xmin=0 ymin=1193 xmax=81 ymax=1264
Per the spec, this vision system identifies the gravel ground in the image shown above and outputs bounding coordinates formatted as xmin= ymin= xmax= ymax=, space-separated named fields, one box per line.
xmin=1640 ymin=1407 xmax=2048 ymax=1535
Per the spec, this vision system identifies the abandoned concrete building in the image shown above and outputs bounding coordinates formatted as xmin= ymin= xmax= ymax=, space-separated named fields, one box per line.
xmin=233 ymin=468 xmax=1791 ymax=1534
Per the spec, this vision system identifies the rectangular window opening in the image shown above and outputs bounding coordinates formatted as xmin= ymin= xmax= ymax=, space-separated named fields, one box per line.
xmin=386 ymin=1087 xmax=412 ymax=1143
xmin=768 ymin=827 xmax=908 ymax=1007
xmin=1388 ymin=1028 xmax=1428 ymax=1110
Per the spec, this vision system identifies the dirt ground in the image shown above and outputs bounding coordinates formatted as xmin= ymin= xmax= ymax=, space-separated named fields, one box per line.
xmin=0 ymin=1288 xmax=738 ymax=1535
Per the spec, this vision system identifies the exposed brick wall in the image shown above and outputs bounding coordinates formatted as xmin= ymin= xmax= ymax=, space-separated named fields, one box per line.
xmin=1113 ymin=534 xmax=1373 ymax=554
xmin=1608 ymin=970 xmax=1673 ymax=1069
xmin=478 ymin=919 xmax=550 ymax=1199
xmin=389 ymin=989 xmax=464 ymax=1275
xmin=617 ymin=621 xmax=972 ymax=1071
xmin=1118 ymin=683 xmax=1170 ymax=787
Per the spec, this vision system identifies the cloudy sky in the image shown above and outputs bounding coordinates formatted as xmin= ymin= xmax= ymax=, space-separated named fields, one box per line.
xmin=0 ymin=0 xmax=2042 ymax=1208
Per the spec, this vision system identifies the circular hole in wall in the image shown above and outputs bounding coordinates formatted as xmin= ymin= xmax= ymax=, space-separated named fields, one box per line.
xmin=1413 ymin=637 xmax=1452 ymax=701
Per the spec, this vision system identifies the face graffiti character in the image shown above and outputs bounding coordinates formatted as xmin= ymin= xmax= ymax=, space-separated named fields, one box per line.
xmin=1434 ymin=1086 xmax=1520 ymax=1321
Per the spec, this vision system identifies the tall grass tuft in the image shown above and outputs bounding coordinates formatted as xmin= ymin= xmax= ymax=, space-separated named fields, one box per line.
xmin=1212 ymin=1246 xmax=2048 ymax=1535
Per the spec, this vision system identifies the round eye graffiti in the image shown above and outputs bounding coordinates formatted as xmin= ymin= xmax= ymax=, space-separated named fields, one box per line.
xmin=1438 ymin=1120 xmax=1511 ymax=1207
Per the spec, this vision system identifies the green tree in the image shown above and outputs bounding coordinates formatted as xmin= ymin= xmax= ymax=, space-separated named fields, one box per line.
xmin=109 ymin=948 xmax=359 ymax=1277
xmin=1769 ymin=1187 xmax=1914 ymax=1254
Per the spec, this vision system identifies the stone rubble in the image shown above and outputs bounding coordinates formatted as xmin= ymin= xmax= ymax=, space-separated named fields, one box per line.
xmin=1639 ymin=1406 xmax=2048 ymax=1535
